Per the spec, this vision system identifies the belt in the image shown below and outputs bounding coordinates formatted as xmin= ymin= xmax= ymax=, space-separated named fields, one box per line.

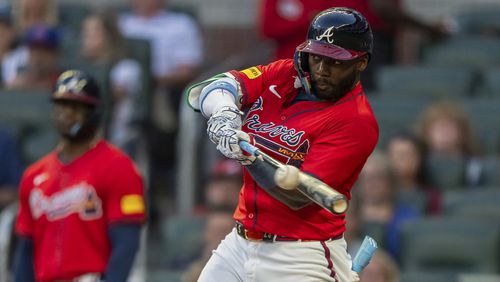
xmin=235 ymin=222 xmax=342 ymax=243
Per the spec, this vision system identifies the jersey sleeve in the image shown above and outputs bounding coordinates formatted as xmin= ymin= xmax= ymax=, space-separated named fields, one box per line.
xmin=104 ymin=157 xmax=146 ymax=224
xmin=15 ymin=173 xmax=34 ymax=237
xmin=300 ymin=118 xmax=378 ymax=199
xmin=228 ymin=59 xmax=295 ymax=109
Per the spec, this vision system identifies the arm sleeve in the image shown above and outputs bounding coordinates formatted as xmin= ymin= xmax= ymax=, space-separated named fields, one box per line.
xmin=104 ymin=224 xmax=142 ymax=282
xmin=13 ymin=236 xmax=35 ymax=282
xmin=301 ymin=119 xmax=378 ymax=198
xmin=0 ymin=131 xmax=23 ymax=187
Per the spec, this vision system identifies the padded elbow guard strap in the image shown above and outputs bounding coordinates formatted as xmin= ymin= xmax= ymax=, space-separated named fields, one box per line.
xmin=199 ymin=77 xmax=239 ymax=118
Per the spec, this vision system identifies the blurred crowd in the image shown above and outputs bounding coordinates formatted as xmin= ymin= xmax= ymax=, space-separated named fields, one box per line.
xmin=0 ymin=0 xmax=499 ymax=281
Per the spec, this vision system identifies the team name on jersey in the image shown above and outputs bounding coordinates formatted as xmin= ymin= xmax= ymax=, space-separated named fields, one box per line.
xmin=246 ymin=114 xmax=304 ymax=146
xmin=29 ymin=182 xmax=103 ymax=221
xmin=246 ymin=97 xmax=305 ymax=146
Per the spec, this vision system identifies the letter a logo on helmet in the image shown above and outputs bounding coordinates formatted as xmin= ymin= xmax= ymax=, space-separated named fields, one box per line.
xmin=315 ymin=26 xmax=335 ymax=44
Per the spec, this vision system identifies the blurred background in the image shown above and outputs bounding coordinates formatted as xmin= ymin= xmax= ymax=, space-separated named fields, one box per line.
xmin=0 ymin=0 xmax=499 ymax=281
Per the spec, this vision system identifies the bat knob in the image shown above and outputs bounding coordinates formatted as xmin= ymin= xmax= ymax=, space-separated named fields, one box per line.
xmin=274 ymin=165 xmax=300 ymax=190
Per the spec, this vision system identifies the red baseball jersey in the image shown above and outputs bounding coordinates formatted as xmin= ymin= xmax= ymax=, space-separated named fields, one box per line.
xmin=228 ymin=59 xmax=378 ymax=240
xmin=15 ymin=140 xmax=145 ymax=282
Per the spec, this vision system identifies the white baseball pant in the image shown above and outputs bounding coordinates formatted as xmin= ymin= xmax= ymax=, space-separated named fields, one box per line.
xmin=198 ymin=228 xmax=360 ymax=282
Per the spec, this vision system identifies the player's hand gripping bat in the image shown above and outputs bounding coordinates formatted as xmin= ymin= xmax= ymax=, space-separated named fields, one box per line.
xmin=239 ymin=141 xmax=348 ymax=214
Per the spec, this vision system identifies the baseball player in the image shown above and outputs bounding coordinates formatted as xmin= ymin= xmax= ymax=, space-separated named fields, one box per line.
xmin=186 ymin=7 xmax=378 ymax=282
xmin=13 ymin=70 xmax=146 ymax=282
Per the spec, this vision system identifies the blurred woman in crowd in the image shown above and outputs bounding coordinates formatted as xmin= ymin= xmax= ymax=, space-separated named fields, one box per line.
xmin=81 ymin=10 xmax=142 ymax=153
xmin=386 ymin=132 xmax=441 ymax=214
xmin=359 ymin=248 xmax=399 ymax=282
xmin=416 ymin=101 xmax=483 ymax=188
xmin=356 ymin=151 xmax=420 ymax=261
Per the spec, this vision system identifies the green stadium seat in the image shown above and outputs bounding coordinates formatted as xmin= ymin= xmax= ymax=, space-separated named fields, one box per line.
xmin=425 ymin=155 xmax=467 ymax=191
xmin=462 ymin=98 xmax=500 ymax=155
xmin=400 ymin=271 xmax=457 ymax=282
xmin=455 ymin=7 xmax=500 ymax=35
xmin=159 ymin=215 xmax=205 ymax=268
xmin=367 ymin=97 xmax=431 ymax=148
xmin=400 ymin=217 xmax=500 ymax=273
xmin=147 ymin=270 xmax=184 ymax=282
xmin=375 ymin=66 xmax=477 ymax=99
xmin=443 ymin=189 xmax=500 ymax=219
xmin=396 ymin=190 xmax=429 ymax=215
xmin=57 ymin=3 xmax=90 ymax=36
xmin=0 ymin=90 xmax=57 ymax=166
xmin=479 ymin=67 xmax=500 ymax=98
xmin=422 ymin=36 xmax=500 ymax=72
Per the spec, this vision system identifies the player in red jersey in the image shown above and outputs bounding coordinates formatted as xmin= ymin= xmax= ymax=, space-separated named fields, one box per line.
xmin=186 ymin=7 xmax=378 ymax=282
xmin=13 ymin=70 xmax=146 ymax=282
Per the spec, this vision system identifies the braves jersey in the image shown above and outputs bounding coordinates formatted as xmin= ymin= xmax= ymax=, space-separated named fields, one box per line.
xmin=228 ymin=59 xmax=378 ymax=240
xmin=15 ymin=140 xmax=145 ymax=282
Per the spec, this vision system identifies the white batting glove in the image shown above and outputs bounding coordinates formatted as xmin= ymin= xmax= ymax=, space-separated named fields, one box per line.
xmin=207 ymin=106 xmax=243 ymax=144
xmin=217 ymin=129 xmax=257 ymax=166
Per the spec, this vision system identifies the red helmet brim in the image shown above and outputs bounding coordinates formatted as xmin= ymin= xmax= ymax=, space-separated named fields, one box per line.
xmin=297 ymin=40 xmax=366 ymax=61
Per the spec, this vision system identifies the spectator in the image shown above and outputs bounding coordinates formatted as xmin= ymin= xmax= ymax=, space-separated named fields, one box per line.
xmin=356 ymin=151 xmax=420 ymax=261
xmin=386 ymin=132 xmax=441 ymax=214
xmin=2 ymin=0 xmax=59 ymax=86
xmin=416 ymin=101 xmax=484 ymax=187
xmin=202 ymin=159 xmax=242 ymax=211
xmin=359 ymin=248 xmax=399 ymax=282
xmin=0 ymin=129 xmax=23 ymax=211
xmin=119 ymin=0 xmax=203 ymax=206
xmin=182 ymin=206 xmax=234 ymax=282
xmin=0 ymin=5 xmax=16 ymax=81
xmin=258 ymin=0 xmax=449 ymax=90
xmin=81 ymin=10 xmax=142 ymax=153
xmin=11 ymin=0 xmax=57 ymax=32
xmin=6 ymin=24 xmax=61 ymax=91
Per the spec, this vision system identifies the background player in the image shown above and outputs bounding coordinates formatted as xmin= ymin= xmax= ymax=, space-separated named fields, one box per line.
xmin=13 ymin=70 xmax=146 ymax=282
xmin=186 ymin=7 xmax=378 ymax=282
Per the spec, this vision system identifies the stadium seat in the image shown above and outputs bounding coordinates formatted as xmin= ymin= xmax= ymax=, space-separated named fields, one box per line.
xmin=0 ymin=90 xmax=57 ymax=166
xmin=396 ymin=190 xmax=429 ymax=215
xmin=57 ymin=3 xmax=90 ymax=37
xmin=375 ymin=66 xmax=477 ymax=99
xmin=367 ymin=97 xmax=431 ymax=148
xmin=455 ymin=7 xmax=500 ymax=35
xmin=479 ymin=156 xmax=500 ymax=186
xmin=422 ymin=36 xmax=500 ymax=72
xmin=479 ymin=67 xmax=500 ymax=98
xmin=159 ymin=215 xmax=205 ymax=269
xmin=443 ymin=188 xmax=500 ymax=219
xmin=462 ymin=98 xmax=500 ymax=155
xmin=424 ymin=155 xmax=467 ymax=191
xmin=147 ymin=270 xmax=184 ymax=282
xmin=400 ymin=271 xmax=457 ymax=282
xmin=400 ymin=217 xmax=500 ymax=273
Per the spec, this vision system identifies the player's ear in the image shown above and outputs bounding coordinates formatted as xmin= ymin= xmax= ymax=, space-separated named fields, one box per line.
xmin=356 ymin=55 xmax=369 ymax=72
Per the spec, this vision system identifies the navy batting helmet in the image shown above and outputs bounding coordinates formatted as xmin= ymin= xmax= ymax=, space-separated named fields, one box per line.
xmin=52 ymin=70 xmax=102 ymax=140
xmin=52 ymin=70 xmax=101 ymax=106
xmin=294 ymin=7 xmax=373 ymax=94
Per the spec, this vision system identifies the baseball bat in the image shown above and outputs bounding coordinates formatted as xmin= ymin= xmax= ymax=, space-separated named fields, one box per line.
xmin=239 ymin=141 xmax=348 ymax=214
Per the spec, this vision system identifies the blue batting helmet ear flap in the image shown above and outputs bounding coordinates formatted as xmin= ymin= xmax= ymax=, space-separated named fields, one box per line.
xmin=293 ymin=50 xmax=312 ymax=96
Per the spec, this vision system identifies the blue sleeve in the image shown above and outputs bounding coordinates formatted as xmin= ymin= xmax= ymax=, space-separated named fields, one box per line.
xmin=105 ymin=224 xmax=142 ymax=282
xmin=13 ymin=236 xmax=35 ymax=282
xmin=0 ymin=131 xmax=23 ymax=187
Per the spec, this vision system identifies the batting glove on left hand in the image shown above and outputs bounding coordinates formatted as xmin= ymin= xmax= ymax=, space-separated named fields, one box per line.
xmin=217 ymin=130 xmax=258 ymax=166
xmin=207 ymin=106 xmax=243 ymax=144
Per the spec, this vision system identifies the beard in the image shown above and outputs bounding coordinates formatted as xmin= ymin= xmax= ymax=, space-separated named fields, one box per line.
xmin=311 ymin=70 xmax=358 ymax=102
